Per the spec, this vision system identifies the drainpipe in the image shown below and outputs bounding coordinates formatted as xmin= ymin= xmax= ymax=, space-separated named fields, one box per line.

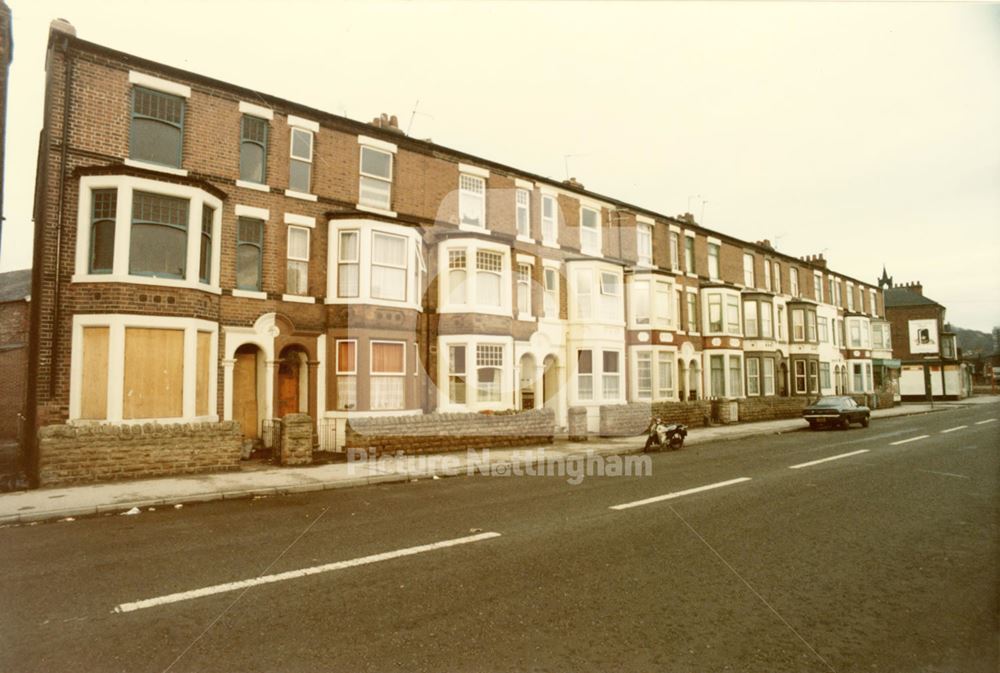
xmin=48 ymin=36 xmax=72 ymax=399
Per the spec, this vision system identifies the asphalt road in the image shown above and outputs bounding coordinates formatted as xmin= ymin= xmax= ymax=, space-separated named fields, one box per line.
xmin=1 ymin=404 xmax=997 ymax=673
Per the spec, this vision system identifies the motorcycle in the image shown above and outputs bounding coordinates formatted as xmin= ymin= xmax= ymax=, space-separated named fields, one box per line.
xmin=644 ymin=417 xmax=687 ymax=452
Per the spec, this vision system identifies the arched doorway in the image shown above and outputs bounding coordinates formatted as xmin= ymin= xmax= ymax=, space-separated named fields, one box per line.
xmin=519 ymin=353 xmax=536 ymax=410
xmin=277 ymin=345 xmax=309 ymax=418
xmin=233 ymin=344 xmax=263 ymax=440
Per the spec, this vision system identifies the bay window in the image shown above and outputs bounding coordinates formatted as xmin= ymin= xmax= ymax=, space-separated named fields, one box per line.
xmin=726 ymin=296 xmax=740 ymax=334
xmin=728 ymin=355 xmax=743 ymax=397
xmin=632 ymin=350 xmax=676 ymax=401
xmin=744 ymin=301 xmax=758 ymax=337
xmin=599 ymin=271 xmax=621 ymax=322
xmin=760 ymin=302 xmax=773 ymax=338
xmin=371 ymin=231 xmax=407 ymax=301
xmin=575 ymin=270 xmax=593 ymax=320
xmin=89 ymin=189 xmax=116 ymax=274
xmin=199 ymin=206 xmax=214 ymax=284
xmin=794 ymin=360 xmax=807 ymax=394
xmin=763 ymin=358 xmax=775 ymax=395
xmin=449 ymin=250 xmax=467 ymax=304
xmin=708 ymin=294 xmax=723 ymax=332
xmin=633 ymin=280 xmax=650 ymax=326
xmin=657 ymin=352 xmax=675 ymax=399
xmin=747 ymin=357 xmax=760 ymax=396
xmin=636 ymin=351 xmax=653 ymax=399
xmin=370 ymin=341 xmax=405 ymax=410
xmin=710 ymin=355 xmax=725 ymax=398
xmin=853 ymin=363 xmax=864 ymax=393
xmin=808 ymin=361 xmax=819 ymax=394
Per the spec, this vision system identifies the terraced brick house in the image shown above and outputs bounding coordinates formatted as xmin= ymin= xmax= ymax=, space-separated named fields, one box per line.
xmin=25 ymin=22 xmax=887 ymax=485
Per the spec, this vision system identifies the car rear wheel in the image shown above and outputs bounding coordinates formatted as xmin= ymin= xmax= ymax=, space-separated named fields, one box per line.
xmin=861 ymin=416 xmax=870 ymax=428
xmin=840 ymin=417 xmax=850 ymax=430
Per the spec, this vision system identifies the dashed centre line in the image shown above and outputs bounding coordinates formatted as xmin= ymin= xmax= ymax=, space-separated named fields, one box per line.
xmin=890 ymin=435 xmax=929 ymax=446
xmin=609 ymin=478 xmax=752 ymax=511
xmin=974 ymin=418 xmax=997 ymax=425
xmin=940 ymin=425 xmax=967 ymax=434
xmin=113 ymin=531 xmax=502 ymax=614
xmin=788 ymin=449 xmax=869 ymax=470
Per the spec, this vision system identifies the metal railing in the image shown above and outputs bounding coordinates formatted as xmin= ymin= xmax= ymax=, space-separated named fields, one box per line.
xmin=317 ymin=417 xmax=341 ymax=452
xmin=261 ymin=419 xmax=283 ymax=452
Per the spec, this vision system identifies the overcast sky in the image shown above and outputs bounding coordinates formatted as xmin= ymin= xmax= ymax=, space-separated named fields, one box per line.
xmin=2 ymin=1 xmax=998 ymax=331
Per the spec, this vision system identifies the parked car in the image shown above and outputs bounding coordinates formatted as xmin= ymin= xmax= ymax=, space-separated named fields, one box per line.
xmin=802 ymin=396 xmax=871 ymax=430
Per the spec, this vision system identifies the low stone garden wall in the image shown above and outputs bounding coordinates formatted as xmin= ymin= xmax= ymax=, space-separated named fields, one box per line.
xmin=345 ymin=408 xmax=555 ymax=456
xmin=599 ymin=401 xmax=713 ymax=437
xmin=736 ymin=397 xmax=809 ymax=422
xmin=38 ymin=421 xmax=242 ymax=487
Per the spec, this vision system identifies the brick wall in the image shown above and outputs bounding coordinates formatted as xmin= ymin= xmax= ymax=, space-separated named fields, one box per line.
xmin=38 ymin=421 xmax=242 ymax=486
xmin=0 ymin=300 xmax=28 ymax=439
xmin=345 ymin=408 xmax=554 ymax=456
xmin=736 ymin=396 xmax=808 ymax=422
xmin=599 ymin=401 xmax=713 ymax=437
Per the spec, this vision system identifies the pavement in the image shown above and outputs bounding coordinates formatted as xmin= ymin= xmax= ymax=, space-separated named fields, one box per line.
xmin=1 ymin=396 xmax=995 ymax=525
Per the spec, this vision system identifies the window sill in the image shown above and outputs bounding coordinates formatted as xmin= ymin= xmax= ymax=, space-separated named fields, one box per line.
xmin=459 ymin=223 xmax=488 ymax=233
xmin=541 ymin=241 xmax=561 ymax=250
xmin=686 ymin=272 xmax=698 ymax=279
xmin=438 ymin=305 xmax=512 ymax=318
xmin=580 ymin=248 xmax=603 ymax=258
xmin=635 ymin=262 xmax=655 ymax=270
xmin=232 ymin=289 xmax=267 ymax=300
xmin=516 ymin=235 xmax=535 ymax=244
xmin=236 ymin=180 xmax=271 ymax=193
xmin=356 ymin=203 xmax=397 ymax=218
xmin=285 ymin=189 xmax=318 ymax=202
xmin=282 ymin=294 xmax=316 ymax=304
xmin=324 ymin=296 xmax=422 ymax=311
xmin=516 ymin=314 xmax=537 ymax=323
xmin=124 ymin=158 xmax=188 ymax=177
xmin=71 ymin=273 xmax=222 ymax=294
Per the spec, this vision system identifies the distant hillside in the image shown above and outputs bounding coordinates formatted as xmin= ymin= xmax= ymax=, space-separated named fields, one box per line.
xmin=951 ymin=326 xmax=995 ymax=356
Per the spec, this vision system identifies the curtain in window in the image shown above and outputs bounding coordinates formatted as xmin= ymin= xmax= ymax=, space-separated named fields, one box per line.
xmin=371 ymin=232 xmax=407 ymax=301
xmin=371 ymin=342 xmax=405 ymax=410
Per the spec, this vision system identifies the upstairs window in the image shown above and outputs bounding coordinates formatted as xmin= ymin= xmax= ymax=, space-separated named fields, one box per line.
xmin=813 ymin=272 xmax=824 ymax=302
xmin=541 ymin=195 xmax=557 ymax=244
xmin=371 ymin=231 xmax=407 ymax=301
xmin=289 ymin=128 xmax=313 ymax=193
xmin=516 ymin=189 xmax=530 ymax=238
xmin=580 ymin=207 xmax=601 ymax=254
xmin=792 ymin=309 xmax=805 ymax=341
xmin=847 ymin=283 xmax=855 ymax=311
xmin=240 ymin=115 xmax=268 ymax=183
xmin=708 ymin=294 xmax=723 ymax=332
xmin=744 ymin=301 xmax=758 ymax=337
xmin=130 ymin=191 xmax=189 ymax=279
xmin=669 ymin=232 xmax=680 ymax=271
xmin=743 ymin=253 xmax=755 ymax=287
xmin=476 ymin=250 xmax=503 ymax=307
xmin=633 ymin=280 xmax=650 ymax=325
xmin=286 ymin=226 xmax=310 ymax=295
xmin=790 ymin=268 xmax=799 ymax=297
xmin=869 ymin=289 xmax=878 ymax=316
xmin=637 ymin=224 xmax=652 ymax=266
xmin=684 ymin=236 xmax=695 ymax=273
xmin=708 ymin=243 xmax=720 ymax=280
xmin=760 ymin=302 xmax=773 ymax=338
xmin=543 ymin=267 xmax=559 ymax=318
xmin=575 ymin=270 xmax=593 ymax=320
xmin=236 ymin=217 xmax=264 ymax=291
xmin=773 ymin=263 xmax=781 ymax=294
xmin=131 ymin=87 xmax=184 ymax=168
xmin=459 ymin=175 xmax=486 ymax=228
xmin=89 ymin=189 xmax=117 ymax=274
xmin=199 ymin=205 xmax=214 ymax=284
xmin=763 ymin=260 xmax=772 ymax=291
xmin=359 ymin=146 xmax=393 ymax=210
xmin=337 ymin=231 xmax=359 ymax=298
xmin=686 ymin=292 xmax=698 ymax=333
xmin=726 ymin=296 xmax=740 ymax=334
xmin=599 ymin=271 xmax=621 ymax=322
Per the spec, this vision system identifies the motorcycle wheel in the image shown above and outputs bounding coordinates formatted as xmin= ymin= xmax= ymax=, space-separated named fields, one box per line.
xmin=668 ymin=436 xmax=684 ymax=451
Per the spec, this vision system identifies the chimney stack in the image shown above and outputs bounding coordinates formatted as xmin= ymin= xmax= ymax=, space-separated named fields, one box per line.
xmin=369 ymin=112 xmax=403 ymax=134
xmin=562 ymin=177 xmax=585 ymax=190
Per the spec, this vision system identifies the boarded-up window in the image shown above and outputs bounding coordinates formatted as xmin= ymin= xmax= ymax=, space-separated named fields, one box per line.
xmin=124 ymin=327 xmax=184 ymax=419
xmin=196 ymin=331 xmax=211 ymax=416
xmin=80 ymin=327 xmax=109 ymax=419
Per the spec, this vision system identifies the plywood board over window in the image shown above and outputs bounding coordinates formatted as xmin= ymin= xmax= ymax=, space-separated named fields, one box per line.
xmin=196 ymin=331 xmax=211 ymax=416
xmin=124 ymin=327 xmax=184 ymax=419
xmin=81 ymin=326 xmax=110 ymax=420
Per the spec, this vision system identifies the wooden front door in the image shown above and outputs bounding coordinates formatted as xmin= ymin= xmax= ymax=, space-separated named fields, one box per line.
xmin=233 ymin=349 xmax=259 ymax=439
xmin=277 ymin=360 xmax=299 ymax=417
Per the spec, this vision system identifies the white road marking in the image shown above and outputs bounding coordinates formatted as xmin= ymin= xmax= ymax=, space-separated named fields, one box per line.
xmin=788 ymin=449 xmax=870 ymax=470
xmin=917 ymin=469 xmax=970 ymax=480
xmin=974 ymin=418 xmax=997 ymax=425
xmin=940 ymin=425 xmax=967 ymax=434
xmin=113 ymin=532 xmax=501 ymax=614
xmin=890 ymin=435 xmax=929 ymax=446
xmin=609 ymin=478 xmax=751 ymax=511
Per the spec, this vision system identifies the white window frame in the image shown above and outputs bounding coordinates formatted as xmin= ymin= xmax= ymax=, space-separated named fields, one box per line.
xmin=540 ymin=193 xmax=558 ymax=247
xmin=335 ymin=338 xmax=358 ymax=411
xmin=285 ymin=225 xmax=310 ymax=297
xmin=743 ymin=253 xmax=755 ymax=288
xmin=515 ymin=188 xmax=531 ymax=240
xmin=637 ymin=222 xmax=653 ymax=267
xmin=516 ymin=260 xmax=533 ymax=320
xmin=580 ymin=206 xmax=601 ymax=256
xmin=336 ymin=229 xmax=360 ymax=299
xmin=746 ymin=357 xmax=760 ymax=396
xmin=358 ymin=144 xmax=394 ymax=214
xmin=326 ymin=219 xmax=422 ymax=309
xmin=459 ymin=174 xmax=486 ymax=230
xmin=813 ymin=271 xmax=824 ymax=303
xmin=72 ymin=175 xmax=222 ymax=293
xmin=369 ymin=340 xmax=407 ymax=411
xmin=437 ymin=239 xmax=512 ymax=317
xmin=287 ymin=125 xmax=314 ymax=197
xmin=790 ymin=268 xmax=799 ymax=297
xmin=763 ymin=260 xmax=772 ymax=292
xmin=371 ymin=230 xmax=409 ymax=302
xmin=708 ymin=242 xmax=721 ymax=280
xmin=669 ymin=230 xmax=680 ymax=272
xmin=437 ymin=336 xmax=513 ymax=411
xmin=543 ymin=263 xmax=560 ymax=320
